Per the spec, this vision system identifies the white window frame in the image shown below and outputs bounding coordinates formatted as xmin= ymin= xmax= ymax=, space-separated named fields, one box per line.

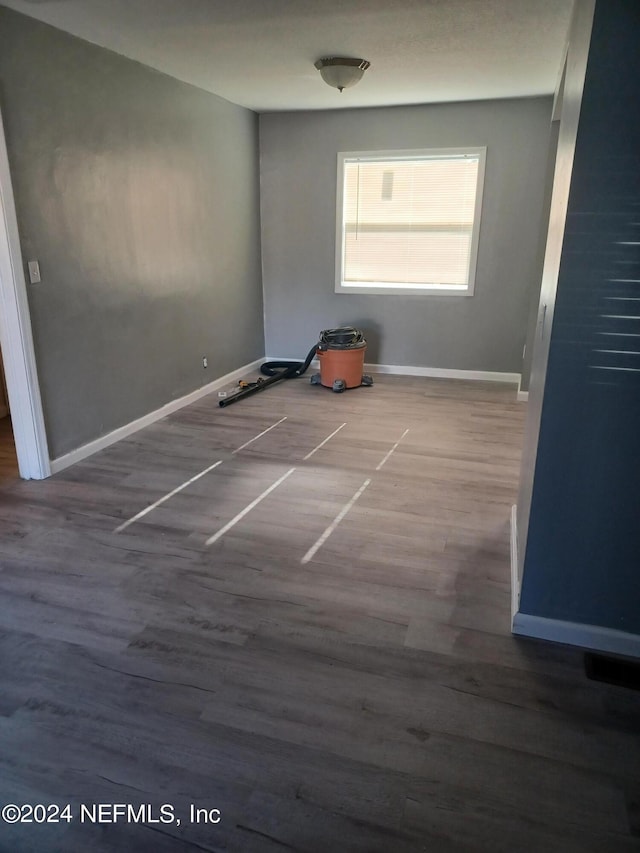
xmin=335 ymin=147 xmax=486 ymax=297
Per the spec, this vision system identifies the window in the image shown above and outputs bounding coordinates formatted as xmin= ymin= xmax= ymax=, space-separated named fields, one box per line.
xmin=335 ymin=147 xmax=486 ymax=296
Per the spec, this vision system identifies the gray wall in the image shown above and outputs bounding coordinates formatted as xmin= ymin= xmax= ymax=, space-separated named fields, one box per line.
xmin=260 ymin=98 xmax=552 ymax=369
xmin=0 ymin=7 xmax=264 ymax=458
xmin=519 ymin=0 xmax=640 ymax=634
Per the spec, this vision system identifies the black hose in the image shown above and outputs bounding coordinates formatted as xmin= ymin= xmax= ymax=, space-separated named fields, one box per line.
xmin=260 ymin=344 xmax=319 ymax=378
xmin=219 ymin=328 xmax=365 ymax=408
xmin=259 ymin=328 xmax=363 ymax=378
xmin=218 ymin=370 xmax=287 ymax=408
xmin=219 ymin=344 xmax=318 ymax=408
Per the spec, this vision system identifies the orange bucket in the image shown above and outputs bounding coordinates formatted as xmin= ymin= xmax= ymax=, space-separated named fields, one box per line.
xmin=316 ymin=331 xmax=367 ymax=389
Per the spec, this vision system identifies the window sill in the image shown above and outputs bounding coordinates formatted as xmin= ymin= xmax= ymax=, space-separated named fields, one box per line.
xmin=336 ymin=282 xmax=474 ymax=297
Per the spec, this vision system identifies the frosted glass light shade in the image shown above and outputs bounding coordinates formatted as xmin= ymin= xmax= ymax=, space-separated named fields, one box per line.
xmin=314 ymin=57 xmax=370 ymax=92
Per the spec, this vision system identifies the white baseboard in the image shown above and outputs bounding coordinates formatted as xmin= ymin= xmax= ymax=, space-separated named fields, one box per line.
xmin=516 ymin=375 xmax=529 ymax=402
xmin=512 ymin=611 xmax=640 ymax=659
xmin=266 ymin=357 xmax=520 ymax=386
xmin=50 ymin=358 xmax=264 ymax=474
xmin=510 ymin=504 xmax=520 ymax=622
xmin=365 ymin=363 xmax=521 ymax=384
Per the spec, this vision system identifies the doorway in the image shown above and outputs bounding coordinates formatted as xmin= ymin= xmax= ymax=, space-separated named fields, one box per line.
xmin=0 ymin=347 xmax=18 ymax=482
xmin=0 ymin=103 xmax=50 ymax=480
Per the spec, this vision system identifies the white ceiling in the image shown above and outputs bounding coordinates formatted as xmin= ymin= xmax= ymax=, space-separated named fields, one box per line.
xmin=1 ymin=0 xmax=574 ymax=112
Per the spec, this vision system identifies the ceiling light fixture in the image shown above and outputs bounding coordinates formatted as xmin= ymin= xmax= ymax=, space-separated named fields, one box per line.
xmin=314 ymin=57 xmax=370 ymax=92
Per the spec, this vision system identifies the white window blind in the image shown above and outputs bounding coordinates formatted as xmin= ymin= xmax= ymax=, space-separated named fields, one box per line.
xmin=336 ymin=148 xmax=485 ymax=295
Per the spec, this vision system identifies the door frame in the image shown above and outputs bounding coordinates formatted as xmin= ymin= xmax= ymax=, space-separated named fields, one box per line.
xmin=0 ymin=104 xmax=50 ymax=479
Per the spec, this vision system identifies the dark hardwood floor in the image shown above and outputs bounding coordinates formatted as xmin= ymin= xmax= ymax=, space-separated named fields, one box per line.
xmin=0 ymin=416 xmax=18 ymax=484
xmin=0 ymin=375 xmax=638 ymax=852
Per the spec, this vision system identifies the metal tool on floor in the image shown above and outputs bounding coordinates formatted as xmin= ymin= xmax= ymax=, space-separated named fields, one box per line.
xmin=218 ymin=327 xmax=373 ymax=407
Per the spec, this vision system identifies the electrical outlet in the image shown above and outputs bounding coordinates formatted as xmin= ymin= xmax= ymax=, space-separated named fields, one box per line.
xmin=202 ymin=356 xmax=208 ymax=368
xmin=28 ymin=260 xmax=41 ymax=284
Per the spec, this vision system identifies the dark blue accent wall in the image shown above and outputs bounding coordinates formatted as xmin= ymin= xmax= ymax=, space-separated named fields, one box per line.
xmin=520 ymin=0 xmax=640 ymax=632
